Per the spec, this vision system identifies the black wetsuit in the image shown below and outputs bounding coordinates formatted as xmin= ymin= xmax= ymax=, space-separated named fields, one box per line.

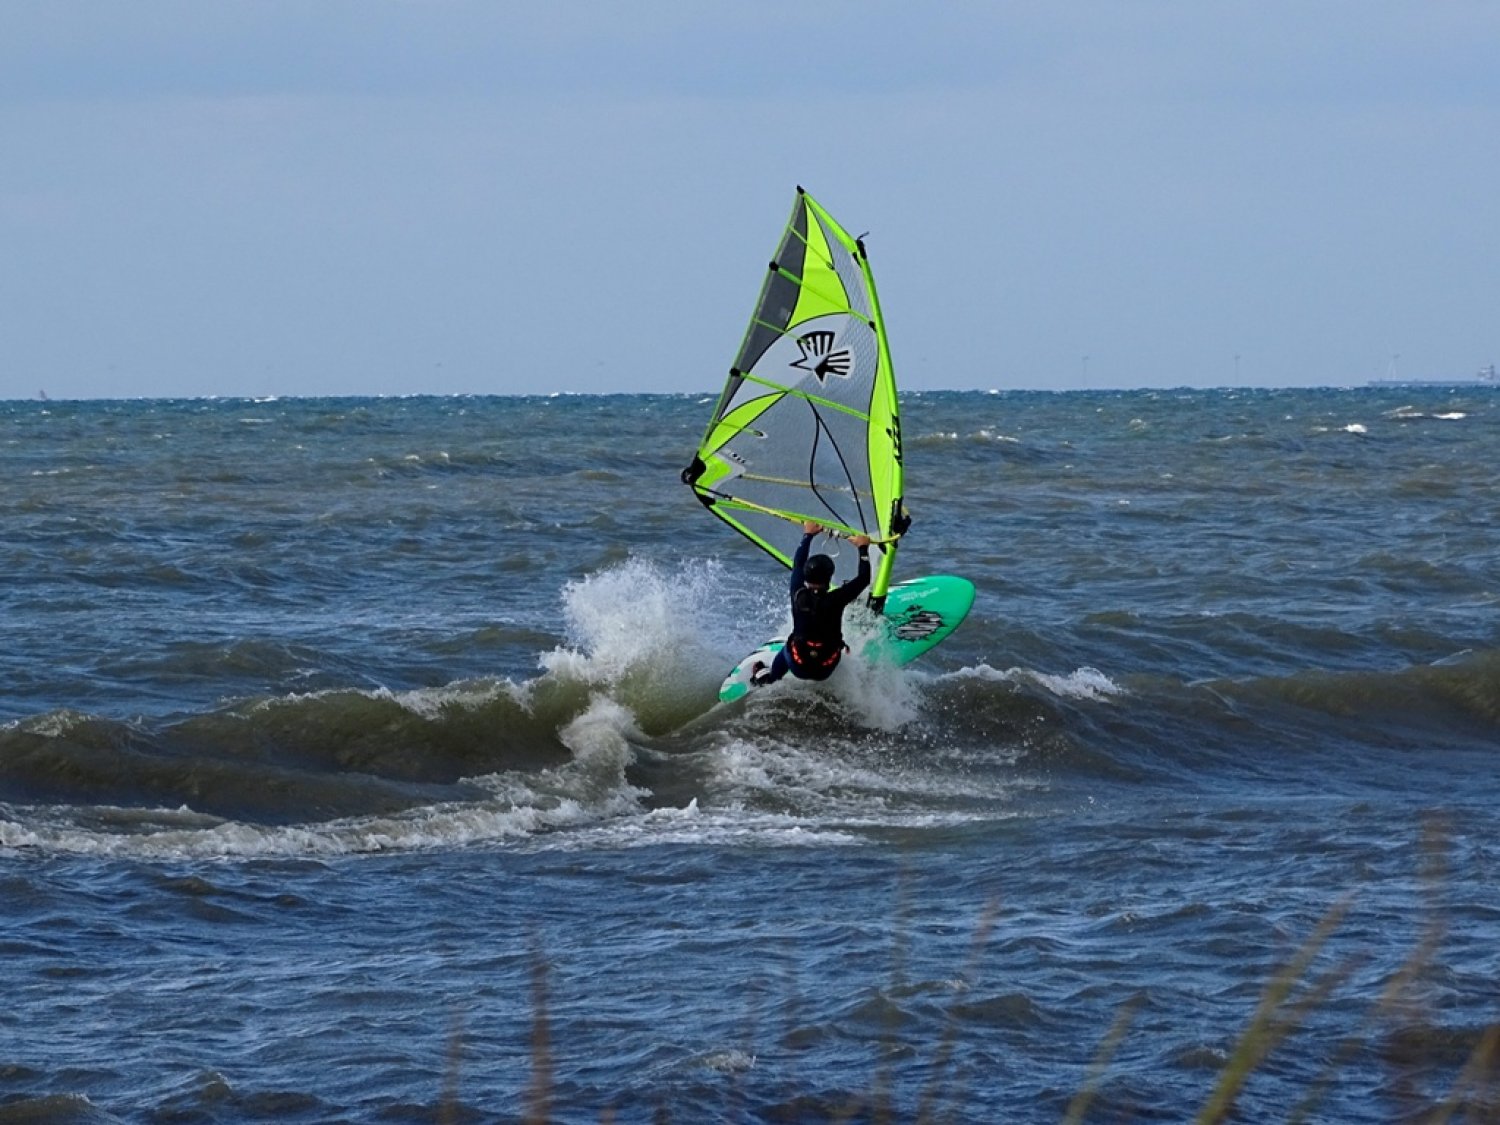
xmin=758 ymin=533 xmax=871 ymax=684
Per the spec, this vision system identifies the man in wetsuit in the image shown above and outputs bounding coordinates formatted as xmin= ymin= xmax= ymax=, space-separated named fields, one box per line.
xmin=752 ymin=520 xmax=872 ymax=686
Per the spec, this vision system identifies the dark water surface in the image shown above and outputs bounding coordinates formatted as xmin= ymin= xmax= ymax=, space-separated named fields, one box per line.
xmin=3 ymin=388 xmax=1498 ymax=1122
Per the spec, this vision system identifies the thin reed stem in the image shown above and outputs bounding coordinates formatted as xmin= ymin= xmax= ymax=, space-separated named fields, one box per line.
xmin=525 ymin=928 xmax=553 ymax=1125
xmin=916 ymin=896 xmax=1001 ymax=1124
xmin=1194 ymin=895 xmax=1353 ymax=1125
xmin=1061 ymin=992 xmax=1143 ymax=1125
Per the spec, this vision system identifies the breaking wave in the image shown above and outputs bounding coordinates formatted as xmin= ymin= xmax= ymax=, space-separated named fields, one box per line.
xmin=4 ymin=557 xmax=1495 ymax=859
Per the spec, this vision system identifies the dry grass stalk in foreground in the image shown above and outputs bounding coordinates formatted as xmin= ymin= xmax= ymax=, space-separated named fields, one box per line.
xmin=1195 ymin=895 xmax=1355 ymax=1125
xmin=526 ymin=928 xmax=554 ymax=1125
xmin=1196 ymin=820 xmax=1498 ymax=1125
xmin=1061 ymin=992 xmax=1144 ymax=1125
xmin=439 ymin=1008 xmax=465 ymax=1125
xmin=913 ymin=896 xmax=1001 ymax=1124
xmin=437 ymin=825 xmax=1498 ymax=1123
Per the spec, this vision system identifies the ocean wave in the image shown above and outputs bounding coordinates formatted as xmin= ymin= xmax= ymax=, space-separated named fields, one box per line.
xmin=906 ymin=429 xmax=1068 ymax=466
xmin=0 ymin=659 xmax=1038 ymax=860
xmin=5 ymin=547 xmax=1496 ymax=858
xmin=0 ymin=682 xmax=978 ymax=860
xmin=1214 ymin=649 xmax=1500 ymax=732
xmin=1384 ymin=404 xmax=1468 ymax=422
xmin=4 ymin=645 xmax=1494 ymax=859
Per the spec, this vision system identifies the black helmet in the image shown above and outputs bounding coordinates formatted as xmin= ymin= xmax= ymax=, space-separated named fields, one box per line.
xmin=804 ymin=554 xmax=835 ymax=586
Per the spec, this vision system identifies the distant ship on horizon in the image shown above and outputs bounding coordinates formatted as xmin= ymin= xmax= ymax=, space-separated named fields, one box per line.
xmin=1369 ymin=363 xmax=1497 ymax=388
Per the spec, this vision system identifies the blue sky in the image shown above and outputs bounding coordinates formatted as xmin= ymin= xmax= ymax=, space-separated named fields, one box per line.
xmin=4 ymin=2 xmax=1497 ymax=399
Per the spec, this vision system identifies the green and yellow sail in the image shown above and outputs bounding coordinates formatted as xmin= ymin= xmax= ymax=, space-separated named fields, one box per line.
xmin=682 ymin=188 xmax=906 ymax=606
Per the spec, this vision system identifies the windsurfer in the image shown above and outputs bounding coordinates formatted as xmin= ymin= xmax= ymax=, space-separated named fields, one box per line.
xmin=752 ymin=521 xmax=871 ymax=686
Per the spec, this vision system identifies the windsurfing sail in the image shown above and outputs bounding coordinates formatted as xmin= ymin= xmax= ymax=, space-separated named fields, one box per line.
xmin=681 ymin=188 xmax=907 ymax=609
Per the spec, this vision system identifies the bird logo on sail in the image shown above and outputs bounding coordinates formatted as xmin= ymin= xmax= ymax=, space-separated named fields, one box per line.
xmin=790 ymin=330 xmax=854 ymax=385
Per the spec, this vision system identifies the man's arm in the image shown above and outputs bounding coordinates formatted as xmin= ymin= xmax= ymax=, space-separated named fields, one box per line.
xmin=831 ymin=545 xmax=872 ymax=607
xmin=789 ymin=532 xmax=814 ymax=594
xmin=789 ymin=520 xmax=823 ymax=593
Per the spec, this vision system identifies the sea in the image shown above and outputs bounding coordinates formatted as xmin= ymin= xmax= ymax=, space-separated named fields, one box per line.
xmin=2 ymin=387 xmax=1497 ymax=1123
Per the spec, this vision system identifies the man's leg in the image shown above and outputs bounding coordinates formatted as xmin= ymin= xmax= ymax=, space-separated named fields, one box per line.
xmin=753 ymin=647 xmax=791 ymax=685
